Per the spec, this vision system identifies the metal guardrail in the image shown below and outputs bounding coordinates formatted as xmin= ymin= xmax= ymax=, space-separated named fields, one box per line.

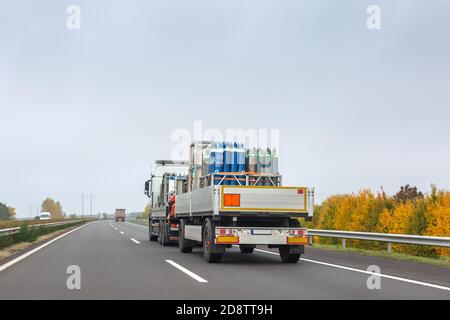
xmin=308 ymin=229 xmax=450 ymax=253
xmin=0 ymin=220 xmax=84 ymax=236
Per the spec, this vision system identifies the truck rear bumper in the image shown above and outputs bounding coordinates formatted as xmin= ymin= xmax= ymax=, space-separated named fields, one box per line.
xmin=214 ymin=227 xmax=308 ymax=245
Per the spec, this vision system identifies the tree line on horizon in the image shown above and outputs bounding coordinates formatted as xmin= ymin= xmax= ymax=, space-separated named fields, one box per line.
xmin=0 ymin=197 xmax=65 ymax=221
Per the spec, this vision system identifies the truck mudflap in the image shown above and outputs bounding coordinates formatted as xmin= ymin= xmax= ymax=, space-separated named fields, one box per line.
xmin=214 ymin=227 xmax=308 ymax=245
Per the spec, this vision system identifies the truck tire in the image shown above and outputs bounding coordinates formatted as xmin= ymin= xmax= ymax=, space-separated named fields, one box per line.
xmin=179 ymin=219 xmax=194 ymax=253
xmin=160 ymin=221 xmax=169 ymax=246
xmin=203 ymin=218 xmax=224 ymax=263
xmin=158 ymin=221 xmax=163 ymax=245
xmin=239 ymin=245 xmax=254 ymax=254
xmin=150 ymin=233 xmax=158 ymax=241
xmin=279 ymin=246 xmax=301 ymax=263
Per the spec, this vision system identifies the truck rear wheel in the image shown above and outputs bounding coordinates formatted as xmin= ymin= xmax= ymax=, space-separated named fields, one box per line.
xmin=159 ymin=221 xmax=169 ymax=246
xmin=279 ymin=246 xmax=301 ymax=263
xmin=158 ymin=221 xmax=164 ymax=245
xmin=203 ymin=218 xmax=224 ymax=263
xmin=239 ymin=245 xmax=254 ymax=254
xmin=179 ymin=219 xmax=194 ymax=253
xmin=149 ymin=222 xmax=158 ymax=241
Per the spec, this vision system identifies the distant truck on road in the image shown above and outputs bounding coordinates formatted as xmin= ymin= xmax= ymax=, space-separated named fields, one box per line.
xmin=115 ymin=209 xmax=126 ymax=222
xmin=144 ymin=141 xmax=314 ymax=263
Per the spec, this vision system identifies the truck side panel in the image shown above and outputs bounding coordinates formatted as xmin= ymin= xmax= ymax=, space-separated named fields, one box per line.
xmin=151 ymin=206 xmax=166 ymax=219
xmin=220 ymin=186 xmax=307 ymax=213
xmin=175 ymin=185 xmax=217 ymax=216
xmin=175 ymin=186 xmax=313 ymax=217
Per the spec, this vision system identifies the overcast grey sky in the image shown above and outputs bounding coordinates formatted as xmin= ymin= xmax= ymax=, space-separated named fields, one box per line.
xmin=1 ymin=0 xmax=449 ymax=218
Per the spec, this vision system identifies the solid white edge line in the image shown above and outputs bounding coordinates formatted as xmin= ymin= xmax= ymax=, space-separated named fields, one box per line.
xmin=249 ymin=247 xmax=450 ymax=292
xmin=165 ymin=260 xmax=208 ymax=283
xmin=0 ymin=223 xmax=89 ymax=273
xmin=130 ymin=238 xmax=140 ymax=244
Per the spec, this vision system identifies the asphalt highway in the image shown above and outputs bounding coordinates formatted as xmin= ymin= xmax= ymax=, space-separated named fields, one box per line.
xmin=0 ymin=220 xmax=448 ymax=299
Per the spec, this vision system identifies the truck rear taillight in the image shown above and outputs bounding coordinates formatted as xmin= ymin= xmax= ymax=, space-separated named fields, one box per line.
xmin=217 ymin=228 xmax=233 ymax=236
xmin=290 ymin=229 xmax=305 ymax=236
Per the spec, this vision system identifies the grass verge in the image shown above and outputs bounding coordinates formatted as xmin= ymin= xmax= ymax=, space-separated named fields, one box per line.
xmin=0 ymin=221 xmax=87 ymax=251
xmin=0 ymin=218 xmax=82 ymax=230
xmin=308 ymin=243 xmax=450 ymax=268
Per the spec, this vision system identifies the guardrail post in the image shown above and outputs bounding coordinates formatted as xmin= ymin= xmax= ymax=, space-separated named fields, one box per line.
xmin=342 ymin=238 xmax=346 ymax=249
xmin=387 ymin=242 xmax=392 ymax=253
xmin=309 ymin=235 xmax=313 ymax=246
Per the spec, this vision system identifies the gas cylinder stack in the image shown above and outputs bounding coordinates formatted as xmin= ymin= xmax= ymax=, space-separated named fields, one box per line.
xmin=204 ymin=142 xmax=280 ymax=187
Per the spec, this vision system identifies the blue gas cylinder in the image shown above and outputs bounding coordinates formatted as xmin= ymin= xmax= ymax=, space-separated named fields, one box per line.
xmin=209 ymin=143 xmax=216 ymax=175
xmin=214 ymin=142 xmax=224 ymax=185
xmin=237 ymin=143 xmax=246 ymax=173
xmin=223 ymin=142 xmax=232 ymax=185
xmin=231 ymin=142 xmax=238 ymax=173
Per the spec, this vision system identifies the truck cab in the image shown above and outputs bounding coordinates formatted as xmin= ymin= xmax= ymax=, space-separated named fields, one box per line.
xmin=114 ymin=209 xmax=126 ymax=222
xmin=144 ymin=160 xmax=189 ymax=245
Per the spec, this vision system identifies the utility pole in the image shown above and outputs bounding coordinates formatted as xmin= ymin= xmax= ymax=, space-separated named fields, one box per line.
xmin=80 ymin=193 xmax=95 ymax=218
xmin=88 ymin=193 xmax=95 ymax=217
xmin=80 ymin=193 xmax=85 ymax=218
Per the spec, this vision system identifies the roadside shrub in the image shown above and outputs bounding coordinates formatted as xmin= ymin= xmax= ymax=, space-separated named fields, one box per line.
xmin=0 ymin=221 xmax=85 ymax=250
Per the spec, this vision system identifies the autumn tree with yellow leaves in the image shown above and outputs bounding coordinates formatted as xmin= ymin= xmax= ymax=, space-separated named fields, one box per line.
xmin=310 ymin=185 xmax=449 ymax=258
xmin=424 ymin=188 xmax=450 ymax=257
xmin=41 ymin=198 xmax=64 ymax=219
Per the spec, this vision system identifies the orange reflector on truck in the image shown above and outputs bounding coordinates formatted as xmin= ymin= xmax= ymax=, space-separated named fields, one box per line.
xmin=224 ymin=194 xmax=240 ymax=207
xmin=287 ymin=236 xmax=308 ymax=244
xmin=216 ymin=236 xmax=240 ymax=244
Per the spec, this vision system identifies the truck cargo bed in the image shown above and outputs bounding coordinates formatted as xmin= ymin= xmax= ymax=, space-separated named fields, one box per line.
xmin=175 ymin=185 xmax=314 ymax=218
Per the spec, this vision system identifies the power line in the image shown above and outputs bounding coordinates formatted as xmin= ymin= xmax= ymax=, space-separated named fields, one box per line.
xmin=80 ymin=193 xmax=95 ymax=217
xmin=88 ymin=193 xmax=95 ymax=215
xmin=80 ymin=193 xmax=86 ymax=217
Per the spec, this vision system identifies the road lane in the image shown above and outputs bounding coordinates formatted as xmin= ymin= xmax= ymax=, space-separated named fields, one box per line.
xmin=120 ymin=220 xmax=450 ymax=299
xmin=0 ymin=221 xmax=207 ymax=299
xmin=121 ymin=220 xmax=450 ymax=287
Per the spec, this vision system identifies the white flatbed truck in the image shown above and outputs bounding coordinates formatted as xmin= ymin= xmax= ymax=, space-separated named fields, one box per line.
xmin=144 ymin=141 xmax=314 ymax=263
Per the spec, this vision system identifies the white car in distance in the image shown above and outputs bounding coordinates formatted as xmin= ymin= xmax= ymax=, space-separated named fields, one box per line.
xmin=39 ymin=212 xmax=52 ymax=220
